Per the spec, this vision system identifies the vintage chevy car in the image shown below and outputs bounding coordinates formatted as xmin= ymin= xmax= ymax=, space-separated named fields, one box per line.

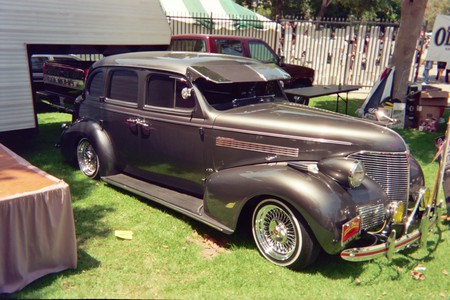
xmin=60 ymin=51 xmax=436 ymax=269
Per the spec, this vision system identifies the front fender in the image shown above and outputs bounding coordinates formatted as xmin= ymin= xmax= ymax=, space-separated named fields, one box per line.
xmin=204 ymin=163 xmax=387 ymax=254
xmin=410 ymin=155 xmax=425 ymax=195
xmin=60 ymin=118 xmax=117 ymax=177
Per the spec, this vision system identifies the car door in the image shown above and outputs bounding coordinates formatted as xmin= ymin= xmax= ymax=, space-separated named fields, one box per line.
xmin=133 ymin=72 xmax=207 ymax=196
xmin=97 ymin=67 xmax=143 ymax=172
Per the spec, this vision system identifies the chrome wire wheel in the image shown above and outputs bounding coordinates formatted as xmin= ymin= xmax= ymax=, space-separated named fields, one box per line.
xmin=77 ymin=138 xmax=99 ymax=178
xmin=253 ymin=199 xmax=301 ymax=265
xmin=252 ymin=199 xmax=318 ymax=269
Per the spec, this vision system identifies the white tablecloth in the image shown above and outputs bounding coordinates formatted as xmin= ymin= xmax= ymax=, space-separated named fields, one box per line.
xmin=0 ymin=144 xmax=77 ymax=293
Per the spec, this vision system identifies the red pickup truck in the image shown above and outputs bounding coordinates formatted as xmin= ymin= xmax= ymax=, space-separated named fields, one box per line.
xmin=169 ymin=34 xmax=315 ymax=92
xmin=36 ymin=58 xmax=95 ymax=113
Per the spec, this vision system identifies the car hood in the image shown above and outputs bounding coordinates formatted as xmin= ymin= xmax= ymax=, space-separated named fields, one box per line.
xmin=211 ymin=102 xmax=406 ymax=167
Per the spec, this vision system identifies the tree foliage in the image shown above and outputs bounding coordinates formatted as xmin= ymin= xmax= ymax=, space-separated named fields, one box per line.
xmin=235 ymin=0 xmax=402 ymax=20
xmin=424 ymin=0 xmax=450 ymax=30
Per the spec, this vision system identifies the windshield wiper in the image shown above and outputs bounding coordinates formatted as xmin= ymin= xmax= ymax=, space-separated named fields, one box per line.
xmin=231 ymin=95 xmax=275 ymax=107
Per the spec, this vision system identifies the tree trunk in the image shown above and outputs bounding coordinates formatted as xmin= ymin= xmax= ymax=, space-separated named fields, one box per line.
xmin=316 ymin=0 xmax=332 ymax=29
xmin=391 ymin=0 xmax=428 ymax=102
xmin=317 ymin=0 xmax=332 ymax=20
xmin=272 ymin=0 xmax=284 ymax=17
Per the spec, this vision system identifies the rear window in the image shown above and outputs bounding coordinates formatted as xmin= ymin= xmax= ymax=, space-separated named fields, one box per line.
xmin=87 ymin=71 xmax=105 ymax=97
xmin=52 ymin=57 xmax=80 ymax=63
xmin=170 ymin=39 xmax=206 ymax=52
xmin=215 ymin=40 xmax=243 ymax=57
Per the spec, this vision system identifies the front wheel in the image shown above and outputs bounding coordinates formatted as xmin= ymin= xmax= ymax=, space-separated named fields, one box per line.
xmin=252 ymin=199 xmax=319 ymax=270
xmin=77 ymin=138 xmax=100 ymax=179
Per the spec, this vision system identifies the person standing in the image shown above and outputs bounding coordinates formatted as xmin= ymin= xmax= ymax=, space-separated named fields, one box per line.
xmin=436 ymin=61 xmax=447 ymax=81
xmin=423 ymin=60 xmax=433 ymax=84
xmin=445 ymin=62 xmax=450 ymax=84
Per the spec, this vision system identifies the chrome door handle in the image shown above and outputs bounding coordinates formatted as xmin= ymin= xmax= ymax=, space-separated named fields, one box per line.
xmin=136 ymin=119 xmax=149 ymax=128
xmin=126 ymin=118 xmax=149 ymax=128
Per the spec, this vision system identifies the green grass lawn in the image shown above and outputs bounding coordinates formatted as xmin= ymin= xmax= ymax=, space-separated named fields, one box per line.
xmin=1 ymin=98 xmax=450 ymax=299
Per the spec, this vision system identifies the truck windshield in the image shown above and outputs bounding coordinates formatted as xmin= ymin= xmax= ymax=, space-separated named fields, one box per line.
xmin=195 ymin=79 xmax=286 ymax=111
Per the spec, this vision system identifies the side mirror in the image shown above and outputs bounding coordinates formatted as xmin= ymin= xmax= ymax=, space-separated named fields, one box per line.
xmin=279 ymin=56 xmax=285 ymax=66
xmin=181 ymin=87 xmax=193 ymax=100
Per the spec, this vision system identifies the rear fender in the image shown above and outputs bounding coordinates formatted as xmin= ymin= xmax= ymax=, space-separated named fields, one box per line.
xmin=203 ymin=163 xmax=386 ymax=254
xmin=60 ymin=118 xmax=117 ymax=177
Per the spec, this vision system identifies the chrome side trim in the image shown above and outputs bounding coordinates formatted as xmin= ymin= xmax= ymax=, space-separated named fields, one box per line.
xmin=213 ymin=126 xmax=353 ymax=146
xmin=216 ymin=137 xmax=299 ymax=157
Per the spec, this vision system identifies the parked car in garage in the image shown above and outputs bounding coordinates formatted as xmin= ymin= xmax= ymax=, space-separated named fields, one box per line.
xmin=60 ymin=51 xmax=437 ymax=269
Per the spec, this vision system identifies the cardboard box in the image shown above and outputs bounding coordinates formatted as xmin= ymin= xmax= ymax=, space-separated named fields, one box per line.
xmin=415 ymin=105 xmax=441 ymax=131
xmin=419 ymin=90 xmax=449 ymax=106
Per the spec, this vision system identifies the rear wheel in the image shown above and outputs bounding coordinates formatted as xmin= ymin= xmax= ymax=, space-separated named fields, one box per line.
xmin=252 ymin=199 xmax=319 ymax=270
xmin=77 ymin=138 xmax=100 ymax=179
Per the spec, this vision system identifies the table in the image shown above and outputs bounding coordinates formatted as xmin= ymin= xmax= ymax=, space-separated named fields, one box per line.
xmin=284 ymin=85 xmax=361 ymax=114
xmin=0 ymin=144 xmax=77 ymax=294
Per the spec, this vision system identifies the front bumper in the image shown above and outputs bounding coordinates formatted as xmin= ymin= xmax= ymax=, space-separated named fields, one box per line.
xmin=340 ymin=203 xmax=443 ymax=262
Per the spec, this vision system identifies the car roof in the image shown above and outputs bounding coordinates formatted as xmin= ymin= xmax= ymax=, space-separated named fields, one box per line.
xmin=171 ymin=34 xmax=264 ymax=42
xmin=93 ymin=51 xmax=290 ymax=83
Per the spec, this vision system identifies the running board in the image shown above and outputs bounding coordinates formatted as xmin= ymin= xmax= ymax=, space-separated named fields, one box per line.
xmin=102 ymin=173 xmax=233 ymax=234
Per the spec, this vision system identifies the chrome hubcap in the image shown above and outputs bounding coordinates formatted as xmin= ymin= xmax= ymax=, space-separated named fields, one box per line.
xmin=77 ymin=139 xmax=98 ymax=177
xmin=254 ymin=203 xmax=298 ymax=261
xmin=269 ymin=219 xmax=289 ymax=243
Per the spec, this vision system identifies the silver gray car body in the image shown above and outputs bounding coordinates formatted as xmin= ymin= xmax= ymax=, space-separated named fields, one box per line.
xmin=60 ymin=51 xmax=431 ymax=269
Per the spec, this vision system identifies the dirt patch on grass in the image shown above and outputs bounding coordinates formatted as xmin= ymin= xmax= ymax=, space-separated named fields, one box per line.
xmin=186 ymin=230 xmax=230 ymax=260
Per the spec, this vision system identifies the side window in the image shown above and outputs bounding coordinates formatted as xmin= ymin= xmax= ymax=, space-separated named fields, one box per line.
xmin=87 ymin=71 xmax=105 ymax=97
xmin=249 ymin=41 xmax=278 ymax=63
xmin=109 ymin=69 xmax=138 ymax=103
xmin=216 ymin=40 xmax=243 ymax=57
xmin=147 ymin=74 xmax=194 ymax=109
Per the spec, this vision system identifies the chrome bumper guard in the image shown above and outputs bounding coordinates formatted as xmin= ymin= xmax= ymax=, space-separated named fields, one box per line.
xmin=340 ymin=202 xmax=444 ymax=262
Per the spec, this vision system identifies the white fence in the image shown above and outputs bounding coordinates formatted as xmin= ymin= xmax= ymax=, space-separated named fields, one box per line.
xmin=281 ymin=20 xmax=399 ymax=87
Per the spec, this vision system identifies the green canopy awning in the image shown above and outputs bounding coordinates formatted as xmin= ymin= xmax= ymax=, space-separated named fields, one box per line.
xmin=182 ymin=0 xmax=214 ymax=29
xmin=161 ymin=0 xmax=268 ymax=30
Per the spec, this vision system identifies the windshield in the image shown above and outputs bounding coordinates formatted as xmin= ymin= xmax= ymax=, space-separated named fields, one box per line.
xmin=196 ymin=79 xmax=287 ymax=111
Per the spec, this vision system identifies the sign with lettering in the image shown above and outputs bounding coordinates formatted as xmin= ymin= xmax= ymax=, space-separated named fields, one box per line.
xmin=426 ymin=14 xmax=450 ymax=63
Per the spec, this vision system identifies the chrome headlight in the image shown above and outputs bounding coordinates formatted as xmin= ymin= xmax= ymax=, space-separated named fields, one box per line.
xmin=348 ymin=161 xmax=365 ymax=188
xmin=318 ymin=158 xmax=365 ymax=188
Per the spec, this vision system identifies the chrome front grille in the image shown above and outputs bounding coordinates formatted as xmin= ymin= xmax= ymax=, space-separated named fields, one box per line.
xmin=357 ymin=204 xmax=385 ymax=230
xmin=348 ymin=151 xmax=410 ymax=206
